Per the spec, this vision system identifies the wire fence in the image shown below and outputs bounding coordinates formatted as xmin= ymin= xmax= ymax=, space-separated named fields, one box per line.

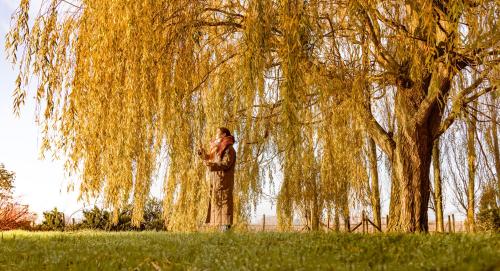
xmin=244 ymin=214 xmax=466 ymax=233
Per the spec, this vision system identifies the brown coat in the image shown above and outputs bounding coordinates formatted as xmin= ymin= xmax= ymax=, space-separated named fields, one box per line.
xmin=205 ymin=144 xmax=236 ymax=226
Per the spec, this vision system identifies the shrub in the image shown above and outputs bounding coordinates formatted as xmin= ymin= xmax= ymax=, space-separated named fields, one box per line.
xmin=141 ymin=197 xmax=164 ymax=231
xmin=76 ymin=197 xmax=164 ymax=231
xmin=476 ymin=183 xmax=500 ymax=232
xmin=0 ymin=164 xmax=36 ymax=230
xmin=80 ymin=206 xmax=112 ymax=230
xmin=41 ymin=208 xmax=66 ymax=231
xmin=0 ymin=202 xmax=35 ymax=230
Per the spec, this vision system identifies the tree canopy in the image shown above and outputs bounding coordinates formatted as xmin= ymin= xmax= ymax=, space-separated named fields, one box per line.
xmin=0 ymin=164 xmax=15 ymax=197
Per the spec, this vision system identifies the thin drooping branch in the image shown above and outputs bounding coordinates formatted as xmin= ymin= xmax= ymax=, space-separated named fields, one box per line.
xmin=434 ymin=68 xmax=494 ymax=139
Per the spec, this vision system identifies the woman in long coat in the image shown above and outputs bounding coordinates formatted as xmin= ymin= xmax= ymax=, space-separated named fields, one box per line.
xmin=199 ymin=127 xmax=236 ymax=231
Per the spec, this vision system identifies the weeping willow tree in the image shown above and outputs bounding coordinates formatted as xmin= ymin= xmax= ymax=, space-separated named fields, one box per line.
xmin=5 ymin=0 xmax=251 ymax=229
xmin=346 ymin=0 xmax=499 ymax=232
xmin=7 ymin=0 xmax=499 ymax=232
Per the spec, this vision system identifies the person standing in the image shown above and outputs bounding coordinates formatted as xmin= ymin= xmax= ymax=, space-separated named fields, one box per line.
xmin=198 ymin=127 xmax=236 ymax=232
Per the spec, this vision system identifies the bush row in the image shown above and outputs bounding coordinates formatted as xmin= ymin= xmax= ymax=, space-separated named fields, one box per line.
xmin=35 ymin=198 xmax=164 ymax=231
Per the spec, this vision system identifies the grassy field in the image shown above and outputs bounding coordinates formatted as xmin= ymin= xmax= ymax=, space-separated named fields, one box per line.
xmin=0 ymin=231 xmax=498 ymax=270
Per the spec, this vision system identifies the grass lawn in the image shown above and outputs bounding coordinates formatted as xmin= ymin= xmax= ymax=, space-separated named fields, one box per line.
xmin=0 ymin=230 xmax=498 ymax=270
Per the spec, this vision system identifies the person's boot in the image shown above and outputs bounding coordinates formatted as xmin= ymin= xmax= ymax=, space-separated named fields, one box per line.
xmin=220 ymin=224 xmax=231 ymax=232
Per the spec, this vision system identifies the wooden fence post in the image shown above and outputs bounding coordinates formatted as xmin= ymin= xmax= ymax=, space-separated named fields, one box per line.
xmin=363 ymin=211 xmax=367 ymax=233
xmin=327 ymin=211 xmax=330 ymax=230
xmin=386 ymin=215 xmax=389 ymax=231
xmin=452 ymin=214 xmax=455 ymax=233
xmin=365 ymin=212 xmax=369 ymax=233
xmin=447 ymin=215 xmax=452 ymax=233
xmin=361 ymin=211 xmax=365 ymax=233
xmin=262 ymin=214 xmax=265 ymax=232
xmin=346 ymin=216 xmax=351 ymax=232
xmin=368 ymin=214 xmax=371 ymax=233
xmin=361 ymin=211 xmax=364 ymax=233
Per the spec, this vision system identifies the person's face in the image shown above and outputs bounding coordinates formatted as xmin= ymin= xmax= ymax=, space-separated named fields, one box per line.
xmin=216 ymin=129 xmax=225 ymax=139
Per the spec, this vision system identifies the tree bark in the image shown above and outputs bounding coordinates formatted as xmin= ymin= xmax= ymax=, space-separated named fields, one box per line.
xmin=489 ymin=93 xmax=500 ymax=201
xmin=432 ymin=139 xmax=444 ymax=232
xmin=311 ymin=195 xmax=320 ymax=231
xmin=367 ymin=137 xmax=382 ymax=229
xmin=387 ymin=75 xmax=448 ymax=232
xmin=342 ymin=203 xmax=350 ymax=232
xmin=388 ymin=169 xmax=401 ymax=230
xmin=333 ymin=208 xmax=340 ymax=232
xmin=390 ymin=125 xmax=434 ymax=232
xmin=466 ymin=102 xmax=477 ymax=232
xmin=361 ymin=27 xmax=381 ymax=229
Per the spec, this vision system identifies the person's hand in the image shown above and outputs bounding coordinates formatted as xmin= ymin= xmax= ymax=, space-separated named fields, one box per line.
xmin=197 ymin=146 xmax=205 ymax=157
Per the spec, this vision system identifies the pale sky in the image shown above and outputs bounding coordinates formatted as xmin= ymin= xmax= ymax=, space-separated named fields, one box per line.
xmin=0 ymin=0 xmax=462 ymax=225
xmin=0 ymin=0 xmax=83 ymax=221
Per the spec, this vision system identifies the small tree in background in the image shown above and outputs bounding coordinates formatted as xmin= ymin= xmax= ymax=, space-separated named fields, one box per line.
xmin=477 ymin=183 xmax=500 ymax=232
xmin=0 ymin=164 xmax=35 ymax=230
xmin=0 ymin=203 xmax=34 ymax=230
xmin=0 ymin=164 xmax=15 ymax=197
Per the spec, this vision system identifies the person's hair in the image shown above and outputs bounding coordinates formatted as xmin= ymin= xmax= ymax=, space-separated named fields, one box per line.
xmin=218 ymin=127 xmax=231 ymax=137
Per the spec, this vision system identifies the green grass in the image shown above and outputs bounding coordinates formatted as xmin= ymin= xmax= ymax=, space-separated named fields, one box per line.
xmin=0 ymin=231 xmax=498 ymax=270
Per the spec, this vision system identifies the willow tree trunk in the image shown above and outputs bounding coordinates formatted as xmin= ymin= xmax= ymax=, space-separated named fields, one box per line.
xmin=490 ymin=93 xmax=500 ymax=200
xmin=387 ymin=75 xmax=449 ymax=232
xmin=311 ymin=197 xmax=320 ymax=231
xmin=432 ymin=140 xmax=444 ymax=232
xmin=334 ymin=208 xmax=340 ymax=232
xmin=308 ymin=176 xmax=321 ymax=231
xmin=367 ymin=137 xmax=382 ymax=229
xmin=390 ymin=125 xmax=434 ymax=232
xmin=342 ymin=204 xmax=350 ymax=232
xmin=466 ymin=102 xmax=477 ymax=232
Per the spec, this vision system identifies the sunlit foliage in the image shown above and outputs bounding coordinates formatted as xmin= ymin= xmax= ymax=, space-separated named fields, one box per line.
xmin=6 ymin=0 xmax=499 ymax=231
